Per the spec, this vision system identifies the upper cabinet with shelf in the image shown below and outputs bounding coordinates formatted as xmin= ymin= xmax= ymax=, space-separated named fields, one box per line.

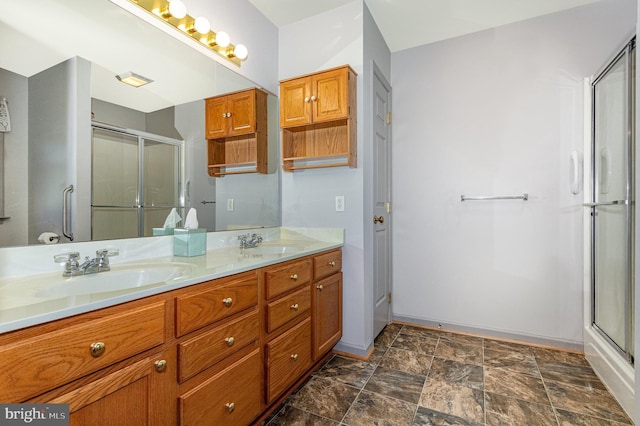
xmin=205 ymin=88 xmax=268 ymax=177
xmin=280 ymin=65 xmax=357 ymax=171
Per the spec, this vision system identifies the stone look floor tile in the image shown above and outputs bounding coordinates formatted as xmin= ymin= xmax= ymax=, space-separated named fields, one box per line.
xmin=483 ymin=339 xmax=533 ymax=355
xmin=545 ymin=379 xmax=632 ymax=424
xmin=413 ymin=406 xmax=483 ymax=426
xmin=439 ymin=332 xmax=484 ymax=347
xmin=484 ymin=391 xmax=556 ymax=426
xmin=419 ymin=378 xmax=484 ymax=423
xmin=484 ymin=367 xmax=549 ymax=405
xmin=288 ymin=376 xmax=360 ymax=422
xmin=531 ymin=347 xmax=590 ymax=367
xmin=555 ymin=408 xmax=633 ymax=425
xmin=315 ymin=355 xmax=376 ymax=388
xmin=364 ymin=365 xmax=426 ymax=404
xmin=369 ymin=344 xmax=389 ymax=365
xmin=434 ymin=339 xmax=484 ymax=365
xmin=400 ymin=325 xmax=444 ymax=340
xmin=537 ymin=360 xmax=607 ymax=390
xmin=266 ymin=405 xmax=339 ymax=426
xmin=342 ymin=390 xmax=417 ymax=426
xmin=375 ymin=328 xmax=400 ymax=348
xmin=483 ymin=348 xmax=539 ymax=376
xmin=380 ymin=347 xmax=433 ymax=376
xmin=392 ymin=334 xmax=439 ymax=355
xmin=428 ymin=358 xmax=484 ymax=391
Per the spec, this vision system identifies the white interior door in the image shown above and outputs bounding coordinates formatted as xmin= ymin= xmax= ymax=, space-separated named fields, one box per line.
xmin=373 ymin=64 xmax=392 ymax=338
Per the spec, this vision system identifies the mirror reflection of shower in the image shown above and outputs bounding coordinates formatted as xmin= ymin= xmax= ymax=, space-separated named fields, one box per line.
xmin=91 ymin=125 xmax=184 ymax=241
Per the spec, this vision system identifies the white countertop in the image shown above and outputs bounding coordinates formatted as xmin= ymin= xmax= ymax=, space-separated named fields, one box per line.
xmin=0 ymin=227 xmax=343 ymax=333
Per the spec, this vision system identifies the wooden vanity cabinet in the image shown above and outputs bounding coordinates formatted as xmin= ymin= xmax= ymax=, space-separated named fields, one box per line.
xmin=280 ymin=66 xmax=357 ymax=171
xmin=205 ymin=88 xmax=268 ymax=176
xmin=312 ymin=249 xmax=343 ymax=359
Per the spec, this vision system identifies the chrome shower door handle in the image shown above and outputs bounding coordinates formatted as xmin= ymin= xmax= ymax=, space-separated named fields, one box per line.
xmin=582 ymin=199 xmax=629 ymax=207
xmin=62 ymin=185 xmax=74 ymax=241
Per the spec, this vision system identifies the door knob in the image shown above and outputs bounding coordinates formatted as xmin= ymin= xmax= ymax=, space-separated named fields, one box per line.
xmin=374 ymin=215 xmax=385 ymax=224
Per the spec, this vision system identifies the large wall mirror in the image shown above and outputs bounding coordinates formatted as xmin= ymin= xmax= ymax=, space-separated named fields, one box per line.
xmin=0 ymin=0 xmax=280 ymax=248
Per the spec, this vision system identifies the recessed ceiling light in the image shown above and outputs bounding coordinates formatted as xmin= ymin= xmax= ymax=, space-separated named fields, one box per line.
xmin=115 ymin=71 xmax=154 ymax=88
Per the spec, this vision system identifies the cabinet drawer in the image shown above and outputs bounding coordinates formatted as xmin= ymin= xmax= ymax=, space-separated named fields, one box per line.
xmin=314 ymin=249 xmax=342 ymax=280
xmin=265 ymin=258 xmax=312 ymax=300
xmin=266 ymin=317 xmax=312 ymax=402
xmin=180 ymin=349 xmax=262 ymax=426
xmin=0 ymin=302 xmax=165 ymax=402
xmin=176 ymin=271 xmax=258 ymax=337
xmin=178 ymin=311 xmax=259 ymax=382
xmin=266 ymin=286 xmax=311 ymax=333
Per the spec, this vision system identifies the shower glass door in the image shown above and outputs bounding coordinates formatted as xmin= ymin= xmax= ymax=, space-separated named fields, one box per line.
xmin=590 ymin=39 xmax=635 ymax=363
xmin=92 ymin=126 xmax=183 ymax=240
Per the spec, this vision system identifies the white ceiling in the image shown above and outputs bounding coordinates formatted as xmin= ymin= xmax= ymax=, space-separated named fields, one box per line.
xmin=249 ymin=0 xmax=602 ymax=52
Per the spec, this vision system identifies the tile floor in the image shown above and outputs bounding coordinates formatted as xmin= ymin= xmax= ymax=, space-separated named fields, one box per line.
xmin=266 ymin=323 xmax=634 ymax=426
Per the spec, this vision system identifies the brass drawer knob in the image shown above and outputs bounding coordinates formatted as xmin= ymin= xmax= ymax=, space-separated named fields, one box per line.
xmin=316 ymin=285 xmax=323 ymax=291
xmin=225 ymin=402 xmax=235 ymax=413
xmin=90 ymin=342 xmax=106 ymax=357
xmin=154 ymin=359 xmax=167 ymax=373
xmin=329 ymin=261 xmax=336 ymax=267
xmin=290 ymin=274 xmax=298 ymax=281
xmin=224 ymin=337 xmax=235 ymax=347
xmin=290 ymin=353 xmax=299 ymax=361
xmin=222 ymin=297 xmax=233 ymax=307
xmin=290 ymin=304 xmax=299 ymax=311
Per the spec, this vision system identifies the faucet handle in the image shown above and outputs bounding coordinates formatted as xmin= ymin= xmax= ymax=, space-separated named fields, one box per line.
xmin=96 ymin=249 xmax=119 ymax=258
xmin=54 ymin=252 xmax=80 ymax=263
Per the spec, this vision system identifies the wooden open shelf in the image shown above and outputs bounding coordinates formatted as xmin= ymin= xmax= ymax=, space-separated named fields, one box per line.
xmin=207 ymin=134 xmax=266 ymax=176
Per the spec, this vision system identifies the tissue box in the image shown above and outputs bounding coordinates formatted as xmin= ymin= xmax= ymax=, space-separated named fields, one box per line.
xmin=153 ymin=228 xmax=174 ymax=236
xmin=173 ymin=228 xmax=206 ymax=257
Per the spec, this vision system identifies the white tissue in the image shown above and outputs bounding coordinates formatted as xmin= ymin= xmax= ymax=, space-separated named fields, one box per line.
xmin=38 ymin=232 xmax=60 ymax=244
xmin=184 ymin=208 xmax=199 ymax=229
xmin=163 ymin=208 xmax=182 ymax=228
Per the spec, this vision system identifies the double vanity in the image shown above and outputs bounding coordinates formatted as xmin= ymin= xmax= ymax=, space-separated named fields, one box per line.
xmin=0 ymin=227 xmax=343 ymax=425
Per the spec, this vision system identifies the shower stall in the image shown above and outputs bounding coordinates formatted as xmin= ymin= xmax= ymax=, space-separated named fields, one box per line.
xmin=584 ymin=37 xmax=635 ymax=417
xmin=91 ymin=124 xmax=184 ymax=240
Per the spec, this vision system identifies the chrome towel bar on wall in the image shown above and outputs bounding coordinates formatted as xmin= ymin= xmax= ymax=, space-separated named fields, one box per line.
xmin=460 ymin=194 xmax=529 ymax=202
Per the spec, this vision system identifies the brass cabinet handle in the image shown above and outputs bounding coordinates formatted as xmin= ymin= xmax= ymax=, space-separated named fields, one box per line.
xmin=304 ymin=97 xmax=310 ymax=103
xmin=374 ymin=215 xmax=385 ymax=224
xmin=90 ymin=342 xmax=106 ymax=357
xmin=224 ymin=337 xmax=235 ymax=347
xmin=154 ymin=359 xmax=167 ymax=373
xmin=225 ymin=402 xmax=235 ymax=413
xmin=222 ymin=297 xmax=233 ymax=307
xmin=290 ymin=274 xmax=298 ymax=281
xmin=329 ymin=261 xmax=336 ymax=267
xmin=290 ymin=354 xmax=299 ymax=361
xmin=290 ymin=304 xmax=299 ymax=311
xmin=316 ymin=285 xmax=323 ymax=291
xmin=310 ymin=95 xmax=317 ymax=102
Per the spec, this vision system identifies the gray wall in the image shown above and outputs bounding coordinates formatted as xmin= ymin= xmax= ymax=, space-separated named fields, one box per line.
xmin=390 ymin=0 xmax=635 ymax=347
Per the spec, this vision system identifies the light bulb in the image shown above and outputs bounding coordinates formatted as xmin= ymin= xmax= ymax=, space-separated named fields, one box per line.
xmin=216 ymin=31 xmax=230 ymax=48
xmin=233 ymin=44 xmax=248 ymax=61
xmin=194 ymin=16 xmax=210 ymax=34
xmin=168 ymin=0 xmax=186 ymax=19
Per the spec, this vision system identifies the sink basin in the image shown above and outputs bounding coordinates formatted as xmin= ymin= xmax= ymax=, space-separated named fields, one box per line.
xmin=25 ymin=262 xmax=195 ymax=298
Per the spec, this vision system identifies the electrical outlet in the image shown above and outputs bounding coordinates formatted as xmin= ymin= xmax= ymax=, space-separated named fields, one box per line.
xmin=227 ymin=198 xmax=234 ymax=211
xmin=335 ymin=196 xmax=345 ymax=212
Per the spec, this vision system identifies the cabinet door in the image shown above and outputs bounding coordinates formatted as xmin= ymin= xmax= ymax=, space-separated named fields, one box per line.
xmin=312 ymin=68 xmax=349 ymax=123
xmin=313 ymin=273 xmax=343 ymax=359
xmin=205 ymin=97 xmax=228 ymax=139
xmin=227 ymin=90 xmax=256 ymax=136
xmin=280 ymin=76 xmax=313 ymax=128
xmin=49 ymin=352 xmax=169 ymax=426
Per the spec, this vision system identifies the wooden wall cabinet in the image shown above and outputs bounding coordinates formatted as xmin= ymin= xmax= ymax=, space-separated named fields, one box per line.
xmin=0 ymin=248 xmax=342 ymax=426
xmin=205 ymin=88 xmax=268 ymax=176
xmin=280 ymin=66 xmax=357 ymax=171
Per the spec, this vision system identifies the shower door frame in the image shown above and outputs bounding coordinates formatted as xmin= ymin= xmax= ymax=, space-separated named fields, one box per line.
xmin=589 ymin=37 xmax=635 ymax=365
xmin=91 ymin=123 xmax=185 ymax=239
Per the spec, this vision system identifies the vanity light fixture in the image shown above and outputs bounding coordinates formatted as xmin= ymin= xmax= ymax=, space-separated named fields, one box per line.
xmin=126 ymin=0 xmax=248 ymax=66
xmin=115 ymin=71 xmax=154 ymax=88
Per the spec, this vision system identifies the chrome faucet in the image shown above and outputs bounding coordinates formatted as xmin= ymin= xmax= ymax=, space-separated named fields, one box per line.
xmin=54 ymin=249 xmax=119 ymax=277
xmin=238 ymin=233 xmax=263 ymax=249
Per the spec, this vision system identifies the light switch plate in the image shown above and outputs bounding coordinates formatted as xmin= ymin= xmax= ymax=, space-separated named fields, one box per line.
xmin=335 ymin=196 xmax=345 ymax=212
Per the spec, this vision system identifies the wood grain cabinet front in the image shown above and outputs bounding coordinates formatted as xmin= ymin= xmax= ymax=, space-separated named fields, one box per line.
xmin=175 ymin=271 xmax=258 ymax=337
xmin=264 ymin=258 xmax=312 ymax=300
xmin=265 ymin=286 xmax=311 ymax=333
xmin=179 ymin=349 xmax=262 ymax=426
xmin=0 ymin=302 xmax=165 ymax=402
xmin=313 ymin=272 xmax=343 ymax=360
